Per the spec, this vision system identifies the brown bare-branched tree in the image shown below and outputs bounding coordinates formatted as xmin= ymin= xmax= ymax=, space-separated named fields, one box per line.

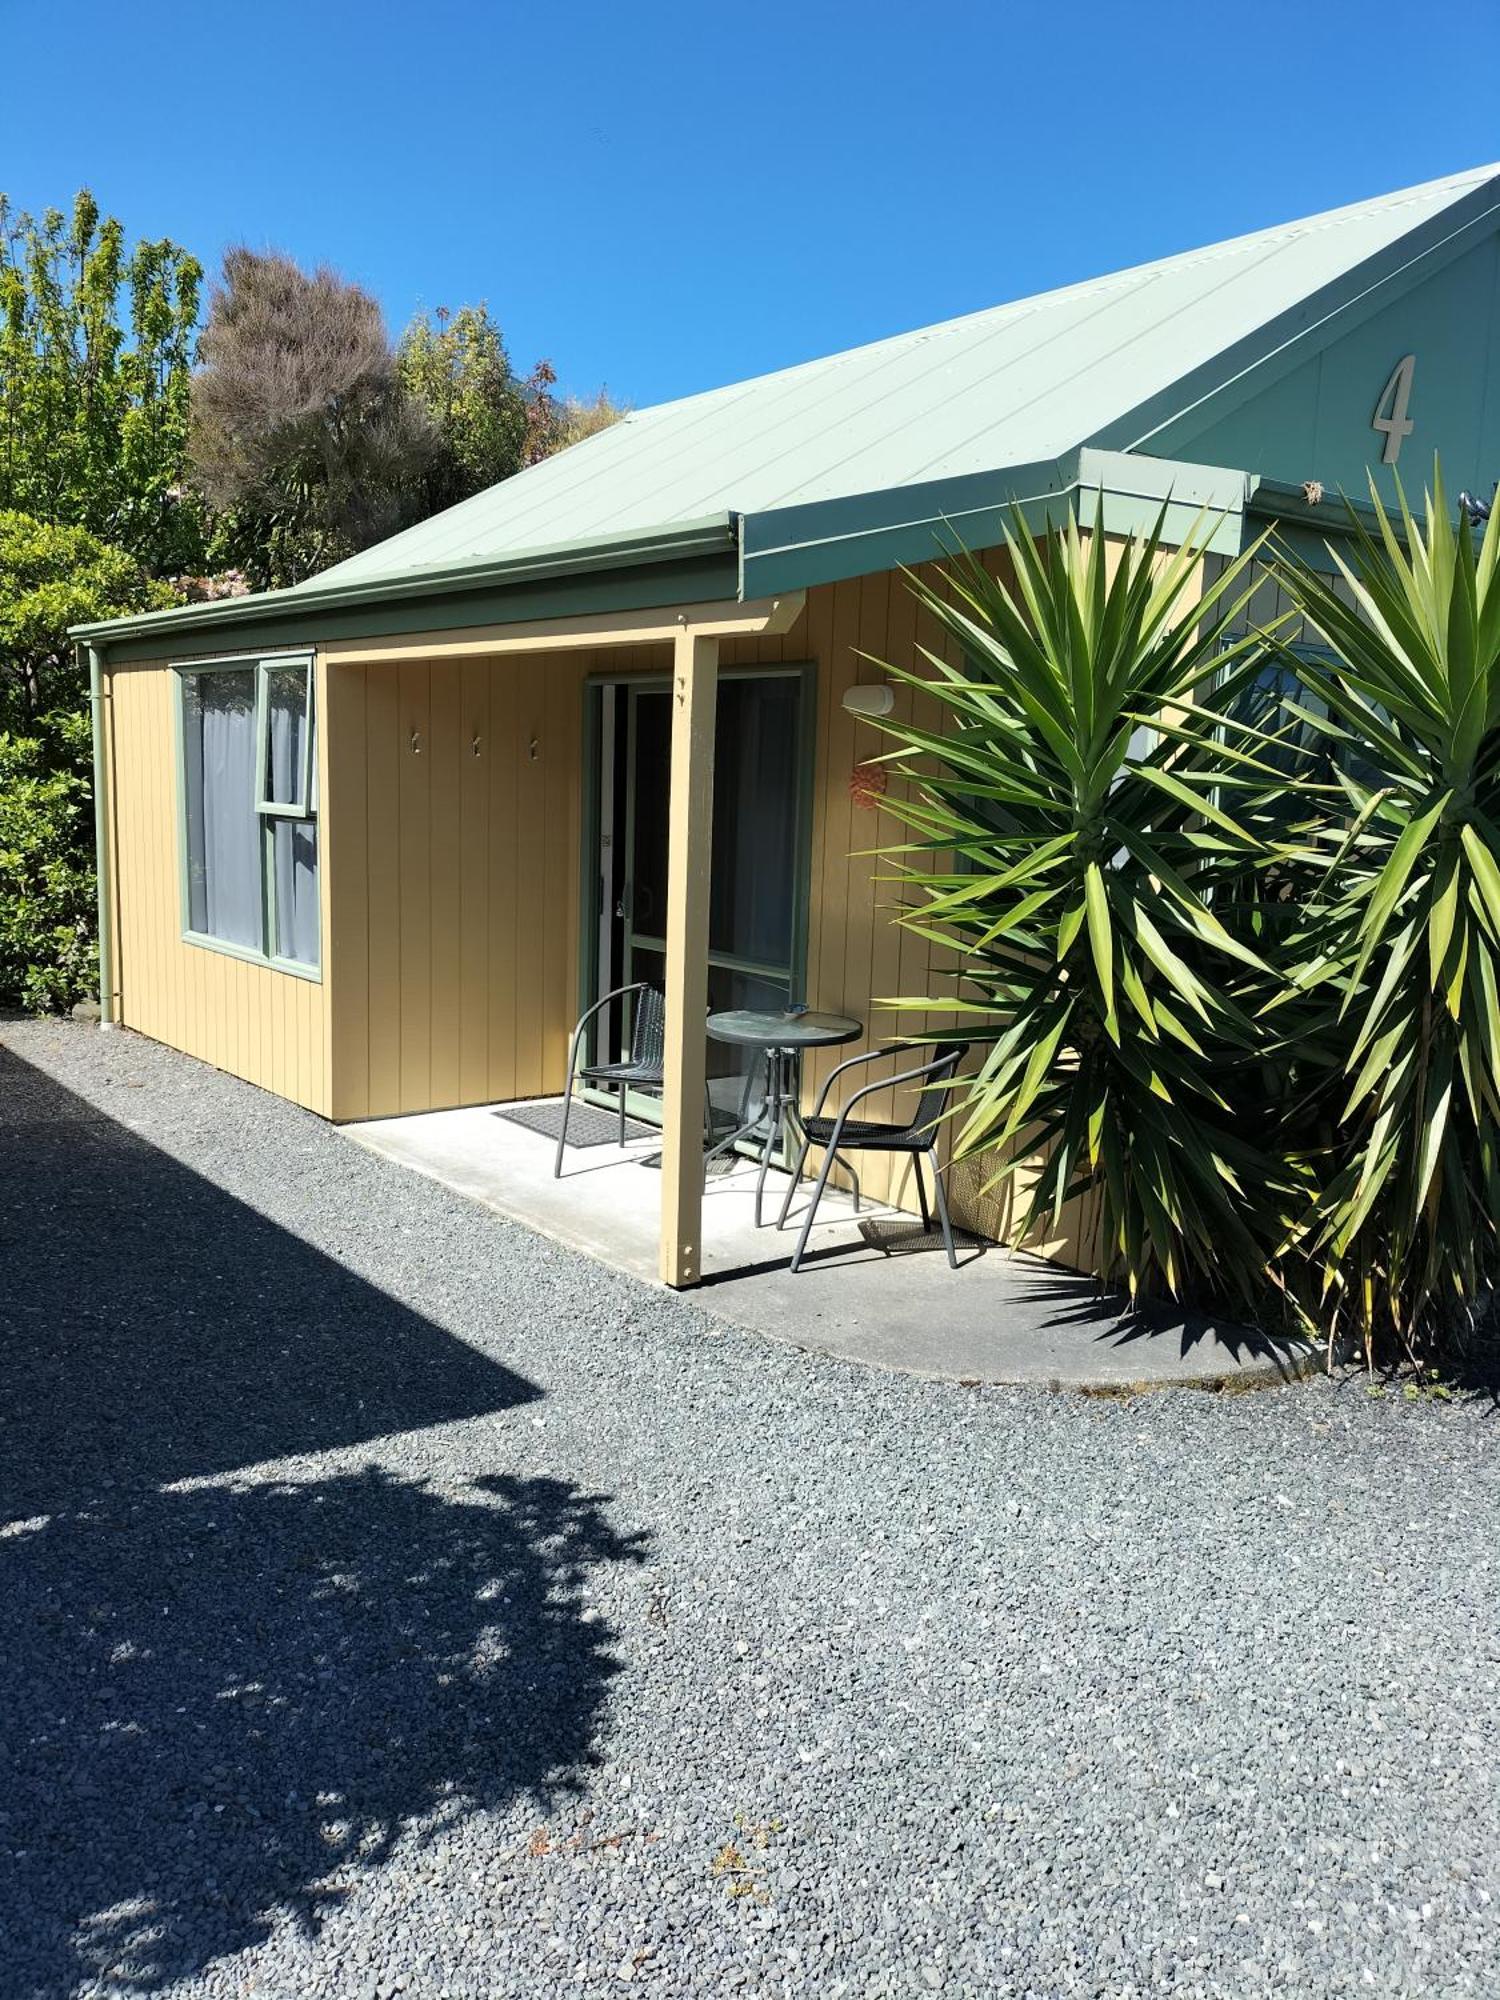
xmin=190 ymin=248 xmax=439 ymax=587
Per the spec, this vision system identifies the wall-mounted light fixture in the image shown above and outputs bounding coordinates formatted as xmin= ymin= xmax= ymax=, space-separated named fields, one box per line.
xmin=841 ymin=683 xmax=894 ymax=718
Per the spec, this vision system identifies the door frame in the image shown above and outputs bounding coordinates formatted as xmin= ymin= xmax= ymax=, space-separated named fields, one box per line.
xmin=577 ymin=661 xmax=819 ymax=1091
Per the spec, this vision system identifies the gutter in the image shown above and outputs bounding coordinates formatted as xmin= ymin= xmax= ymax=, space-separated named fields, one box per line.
xmin=70 ymin=514 xmax=738 ymax=652
xmin=1247 ymin=477 xmax=1393 ymax=538
xmin=85 ymin=644 xmax=116 ymax=1028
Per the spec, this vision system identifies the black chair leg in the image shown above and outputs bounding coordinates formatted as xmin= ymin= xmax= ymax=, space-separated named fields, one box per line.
xmin=619 ymin=1085 xmax=628 ymax=1146
xmin=911 ymin=1154 xmax=932 ymax=1231
xmin=929 ymin=1149 xmax=959 ymax=1269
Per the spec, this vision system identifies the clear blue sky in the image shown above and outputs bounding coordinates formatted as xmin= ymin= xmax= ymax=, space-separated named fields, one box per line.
xmin=5 ymin=0 xmax=1498 ymax=409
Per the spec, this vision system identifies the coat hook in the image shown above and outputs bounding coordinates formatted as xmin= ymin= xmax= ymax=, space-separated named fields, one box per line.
xmin=410 ymin=728 xmax=422 ymax=755
xmin=528 ymin=735 xmax=540 ymax=762
xmin=471 ymin=731 xmax=482 ymax=758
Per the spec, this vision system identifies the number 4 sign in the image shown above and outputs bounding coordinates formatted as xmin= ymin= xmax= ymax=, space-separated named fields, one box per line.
xmin=1372 ymin=354 xmax=1416 ymax=465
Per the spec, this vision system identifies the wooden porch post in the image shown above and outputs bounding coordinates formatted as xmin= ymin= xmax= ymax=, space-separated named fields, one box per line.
xmin=659 ymin=627 xmax=719 ymax=1286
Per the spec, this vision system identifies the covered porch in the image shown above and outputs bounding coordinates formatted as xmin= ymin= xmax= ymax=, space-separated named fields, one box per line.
xmin=340 ymin=1090 xmax=1304 ymax=1389
xmin=319 ymin=587 xmax=1308 ymax=1390
xmin=321 ymin=585 xmax=971 ymax=1291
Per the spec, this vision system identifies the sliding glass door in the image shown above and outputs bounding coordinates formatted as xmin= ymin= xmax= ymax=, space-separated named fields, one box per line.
xmin=586 ymin=667 xmax=813 ymax=1124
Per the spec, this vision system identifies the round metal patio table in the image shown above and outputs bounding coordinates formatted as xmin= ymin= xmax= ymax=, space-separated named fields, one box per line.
xmin=704 ymin=1009 xmax=863 ymax=1227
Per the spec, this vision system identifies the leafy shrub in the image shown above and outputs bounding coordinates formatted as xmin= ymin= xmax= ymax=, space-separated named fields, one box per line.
xmin=0 ymin=512 xmax=175 ymax=1011
xmin=0 ymin=716 xmax=96 ymax=1012
xmin=0 ymin=509 xmax=174 ymax=729
xmin=873 ymin=514 xmax=1296 ymax=1316
xmin=1269 ymin=470 xmax=1500 ymax=1365
xmin=875 ymin=478 xmax=1500 ymax=1367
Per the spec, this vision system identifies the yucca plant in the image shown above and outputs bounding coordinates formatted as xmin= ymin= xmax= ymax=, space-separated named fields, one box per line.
xmin=872 ymin=507 xmax=1303 ymax=1313
xmin=1271 ymin=468 xmax=1500 ymax=1365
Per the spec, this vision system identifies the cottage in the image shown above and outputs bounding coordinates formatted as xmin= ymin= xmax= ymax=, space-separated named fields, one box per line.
xmin=75 ymin=164 xmax=1500 ymax=1285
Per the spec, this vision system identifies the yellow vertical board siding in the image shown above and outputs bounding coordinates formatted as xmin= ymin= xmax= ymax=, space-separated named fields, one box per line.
xmin=549 ymin=665 xmax=582 ymax=1089
xmin=364 ymin=663 xmax=404 ymax=1114
xmin=486 ymin=658 xmax=518 ymax=1103
xmin=103 ymin=657 xmax=332 ymax=1117
xmin=397 ymin=661 xmax=432 ymax=1114
xmin=511 ymin=660 xmax=546 ymax=1097
xmin=316 ymin=583 xmax=986 ymax=1220
xmin=325 ymin=650 xmax=621 ymax=1121
xmin=427 ymin=662 xmax=464 ymax=1112
xmin=101 ymin=536 xmax=1119 ymax=1275
xmin=458 ymin=659 xmax=491 ymax=1105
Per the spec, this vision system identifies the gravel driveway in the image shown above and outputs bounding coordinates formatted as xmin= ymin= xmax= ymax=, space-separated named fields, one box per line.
xmin=2 ymin=1018 xmax=1496 ymax=1999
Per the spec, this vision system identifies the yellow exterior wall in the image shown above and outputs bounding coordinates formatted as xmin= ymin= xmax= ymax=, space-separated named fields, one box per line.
xmin=103 ymin=546 xmax=1111 ymax=1258
xmin=103 ymin=653 xmax=333 ymax=1116
xmin=322 ymin=648 xmax=609 ymax=1121
xmin=312 ymin=558 xmax=1061 ymax=1243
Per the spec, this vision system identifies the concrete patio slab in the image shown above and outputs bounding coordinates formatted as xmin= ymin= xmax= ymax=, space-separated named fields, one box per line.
xmin=342 ymin=1099 xmax=1312 ymax=1391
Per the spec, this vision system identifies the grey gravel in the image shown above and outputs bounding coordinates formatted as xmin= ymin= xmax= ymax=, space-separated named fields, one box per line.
xmin=2 ymin=1016 xmax=1497 ymax=2000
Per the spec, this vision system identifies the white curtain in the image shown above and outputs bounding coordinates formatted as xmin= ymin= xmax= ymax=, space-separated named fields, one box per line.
xmin=272 ymin=819 xmax=320 ymax=967
xmin=184 ymin=672 xmax=260 ymax=949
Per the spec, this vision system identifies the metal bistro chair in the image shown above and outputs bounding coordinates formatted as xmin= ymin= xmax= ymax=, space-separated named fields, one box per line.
xmin=777 ymin=1042 xmax=969 ymax=1273
xmin=554 ymin=982 xmax=666 ymax=1176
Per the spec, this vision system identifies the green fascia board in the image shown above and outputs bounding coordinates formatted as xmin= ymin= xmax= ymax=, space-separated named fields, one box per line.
xmin=1074 ymin=449 xmax=1252 ymax=556
xmin=738 ymin=449 xmax=1252 ymax=594
xmin=1087 ymin=177 xmax=1500 ymax=462
xmin=90 ymin=551 xmax=740 ymax=666
xmin=73 ymin=515 xmax=736 ymax=658
xmin=1246 ymin=477 xmax=1425 ymax=573
xmin=738 ymin=457 xmax=1076 ymax=595
xmin=1249 ymin=476 xmax=1387 ymax=536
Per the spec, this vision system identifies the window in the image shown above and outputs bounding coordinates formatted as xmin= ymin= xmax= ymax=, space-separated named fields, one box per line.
xmin=178 ymin=655 xmax=320 ymax=973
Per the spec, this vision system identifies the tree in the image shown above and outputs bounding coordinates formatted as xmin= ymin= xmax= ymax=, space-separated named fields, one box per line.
xmin=0 ymin=510 xmax=174 ymax=730
xmin=0 ymin=510 xmax=177 ymax=1013
xmin=190 ymin=248 xmax=438 ymax=588
xmin=0 ymin=190 xmax=204 ymax=574
xmin=0 ymin=721 xmax=98 ymax=1013
xmin=396 ymin=304 xmax=535 ymax=514
xmin=551 ymin=386 xmax=629 ymax=452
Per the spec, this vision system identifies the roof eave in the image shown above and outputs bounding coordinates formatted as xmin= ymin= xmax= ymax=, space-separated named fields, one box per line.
xmin=71 ymin=514 xmax=738 ymax=652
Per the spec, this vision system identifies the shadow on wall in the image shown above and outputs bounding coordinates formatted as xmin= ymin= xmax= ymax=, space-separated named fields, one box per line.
xmin=0 ymin=1046 xmax=648 ymax=1994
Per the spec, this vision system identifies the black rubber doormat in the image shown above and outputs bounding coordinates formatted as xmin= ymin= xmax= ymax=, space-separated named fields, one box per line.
xmin=494 ymin=1102 xmax=657 ymax=1148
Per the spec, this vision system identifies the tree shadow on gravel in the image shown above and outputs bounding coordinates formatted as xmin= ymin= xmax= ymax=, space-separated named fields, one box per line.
xmin=0 ymin=1044 xmax=648 ymax=1995
xmin=0 ymin=1041 xmax=539 ymax=1519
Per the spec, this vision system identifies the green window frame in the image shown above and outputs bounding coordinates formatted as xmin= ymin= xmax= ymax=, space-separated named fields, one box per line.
xmin=255 ymin=658 xmax=317 ymax=817
xmin=173 ymin=652 xmax=321 ymax=980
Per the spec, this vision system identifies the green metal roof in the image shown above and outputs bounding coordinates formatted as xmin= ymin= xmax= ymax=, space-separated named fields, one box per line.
xmin=76 ymin=162 xmax=1500 ymax=652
